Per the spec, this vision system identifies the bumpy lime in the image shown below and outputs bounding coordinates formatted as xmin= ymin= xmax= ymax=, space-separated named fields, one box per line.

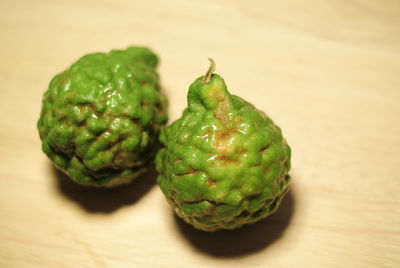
xmin=38 ymin=47 xmax=168 ymax=187
xmin=156 ymin=59 xmax=291 ymax=231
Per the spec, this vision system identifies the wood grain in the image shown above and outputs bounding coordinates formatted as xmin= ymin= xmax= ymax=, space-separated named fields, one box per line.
xmin=0 ymin=0 xmax=399 ymax=267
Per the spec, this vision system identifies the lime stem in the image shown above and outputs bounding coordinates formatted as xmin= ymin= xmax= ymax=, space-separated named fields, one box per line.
xmin=203 ymin=58 xmax=216 ymax=84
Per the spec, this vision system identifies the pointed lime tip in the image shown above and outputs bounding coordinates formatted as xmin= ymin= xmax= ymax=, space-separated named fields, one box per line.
xmin=203 ymin=58 xmax=216 ymax=84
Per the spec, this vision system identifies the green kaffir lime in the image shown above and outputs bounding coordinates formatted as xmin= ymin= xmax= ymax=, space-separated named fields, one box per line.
xmin=38 ymin=47 xmax=168 ymax=187
xmin=156 ymin=59 xmax=290 ymax=231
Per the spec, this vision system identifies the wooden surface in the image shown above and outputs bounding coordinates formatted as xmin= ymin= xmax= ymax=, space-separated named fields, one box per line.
xmin=1 ymin=0 xmax=399 ymax=267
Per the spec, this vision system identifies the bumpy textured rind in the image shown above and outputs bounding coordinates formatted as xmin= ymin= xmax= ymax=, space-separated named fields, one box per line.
xmin=38 ymin=47 xmax=168 ymax=187
xmin=156 ymin=74 xmax=290 ymax=231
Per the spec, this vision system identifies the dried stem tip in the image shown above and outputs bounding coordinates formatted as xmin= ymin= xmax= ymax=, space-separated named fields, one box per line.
xmin=203 ymin=58 xmax=216 ymax=84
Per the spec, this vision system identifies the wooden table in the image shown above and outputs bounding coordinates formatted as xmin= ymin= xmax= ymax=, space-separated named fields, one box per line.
xmin=1 ymin=0 xmax=399 ymax=267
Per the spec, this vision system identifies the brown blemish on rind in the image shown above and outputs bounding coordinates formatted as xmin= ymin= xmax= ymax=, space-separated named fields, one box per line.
xmin=260 ymin=145 xmax=270 ymax=155
xmin=206 ymin=178 xmax=217 ymax=188
xmin=213 ymin=124 xmax=237 ymax=150
xmin=213 ymin=111 xmax=228 ymax=123
xmin=59 ymin=76 xmax=68 ymax=85
xmin=202 ymin=128 xmax=211 ymax=139
xmin=211 ymin=89 xmax=230 ymax=123
xmin=237 ymin=148 xmax=247 ymax=155
xmin=215 ymin=126 xmax=235 ymax=141
xmin=140 ymin=101 xmax=151 ymax=107
xmin=216 ymin=154 xmax=240 ymax=165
